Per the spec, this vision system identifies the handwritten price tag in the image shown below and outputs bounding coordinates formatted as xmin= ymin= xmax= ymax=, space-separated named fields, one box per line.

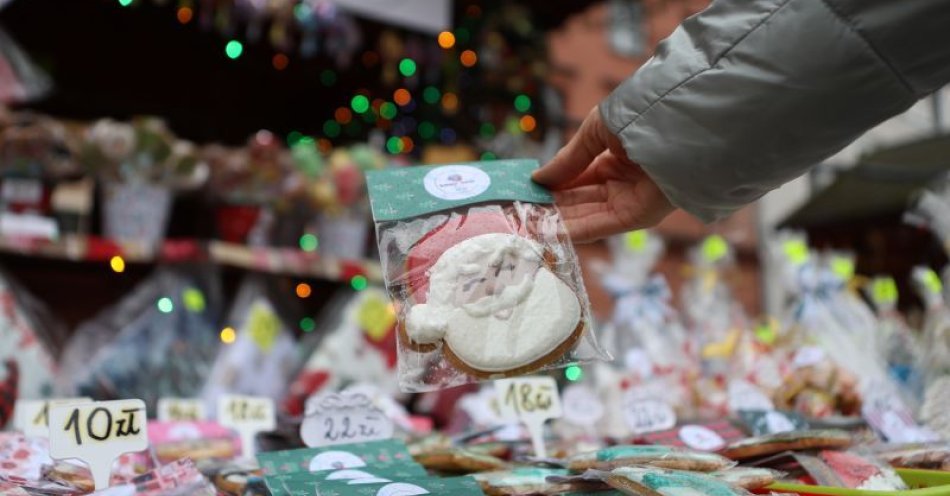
xmin=300 ymin=392 xmax=394 ymax=447
xmin=157 ymin=398 xmax=206 ymax=422
xmin=678 ymin=424 xmax=726 ymax=451
xmin=217 ymin=395 xmax=275 ymax=457
xmin=13 ymin=398 xmax=91 ymax=437
xmin=622 ymin=396 xmax=676 ymax=435
xmin=561 ymin=384 xmax=604 ymax=427
xmin=48 ymin=399 xmax=148 ymax=491
xmin=495 ymin=377 xmax=562 ymax=457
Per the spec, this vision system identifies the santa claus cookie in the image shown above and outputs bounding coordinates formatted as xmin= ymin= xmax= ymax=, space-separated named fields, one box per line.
xmin=404 ymin=229 xmax=583 ymax=378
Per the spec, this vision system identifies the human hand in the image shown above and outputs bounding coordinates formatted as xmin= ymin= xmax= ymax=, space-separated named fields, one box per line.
xmin=532 ymin=108 xmax=674 ymax=242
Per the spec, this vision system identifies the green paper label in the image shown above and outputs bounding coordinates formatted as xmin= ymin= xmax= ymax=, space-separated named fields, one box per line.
xmin=782 ymin=239 xmax=809 ymax=266
xmin=871 ymin=277 xmax=898 ymax=305
xmin=625 ymin=230 xmax=648 ymax=253
xmin=257 ymin=439 xmax=414 ymax=476
xmin=921 ymin=268 xmax=943 ymax=295
xmin=830 ymin=256 xmax=855 ymax=281
xmin=365 ymin=159 xmax=553 ymax=222
xmin=702 ymin=235 xmax=728 ymax=263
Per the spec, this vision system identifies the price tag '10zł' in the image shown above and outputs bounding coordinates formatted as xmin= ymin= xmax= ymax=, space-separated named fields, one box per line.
xmin=217 ymin=395 xmax=275 ymax=458
xmin=495 ymin=377 xmax=562 ymax=458
xmin=48 ymin=399 xmax=148 ymax=491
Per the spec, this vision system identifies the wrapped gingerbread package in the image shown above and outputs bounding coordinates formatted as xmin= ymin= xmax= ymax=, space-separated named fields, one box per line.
xmin=366 ymin=160 xmax=608 ymax=391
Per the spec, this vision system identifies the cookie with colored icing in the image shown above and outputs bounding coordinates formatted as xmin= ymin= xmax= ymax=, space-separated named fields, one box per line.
xmin=404 ymin=232 xmax=584 ymax=378
xmin=720 ymin=429 xmax=852 ymax=460
xmin=566 ymin=445 xmax=735 ymax=472
xmin=710 ymin=467 xmax=783 ymax=489
xmin=604 ymin=467 xmax=750 ymax=496
xmin=473 ymin=467 xmax=608 ymax=495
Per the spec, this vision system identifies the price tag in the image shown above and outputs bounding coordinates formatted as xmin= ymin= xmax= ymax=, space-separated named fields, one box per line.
xmin=48 ymin=399 xmax=148 ymax=491
xmin=728 ymin=380 xmax=774 ymax=413
xmin=678 ymin=424 xmax=726 ymax=451
xmin=622 ymin=395 xmax=676 ymax=435
xmin=561 ymin=385 xmax=604 ymax=427
xmin=217 ymin=395 xmax=276 ymax=457
xmin=1 ymin=178 xmax=42 ymax=205
xmin=300 ymin=392 xmax=394 ymax=448
xmin=157 ymin=398 xmax=207 ymax=422
xmin=793 ymin=346 xmax=826 ymax=368
xmin=495 ymin=377 xmax=562 ymax=457
xmin=13 ymin=398 xmax=92 ymax=437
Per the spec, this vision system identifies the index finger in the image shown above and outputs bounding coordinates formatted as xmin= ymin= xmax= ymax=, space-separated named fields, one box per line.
xmin=532 ymin=107 xmax=610 ymax=189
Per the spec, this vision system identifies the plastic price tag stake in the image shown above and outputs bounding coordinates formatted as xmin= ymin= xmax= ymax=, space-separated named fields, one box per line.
xmin=157 ymin=398 xmax=207 ymax=422
xmin=300 ymin=392 xmax=395 ymax=448
xmin=561 ymin=384 xmax=604 ymax=428
xmin=622 ymin=394 xmax=676 ymax=435
xmin=217 ymin=395 xmax=275 ymax=457
xmin=495 ymin=377 xmax=562 ymax=458
xmin=13 ymin=398 xmax=91 ymax=437
xmin=48 ymin=399 xmax=148 ymax=491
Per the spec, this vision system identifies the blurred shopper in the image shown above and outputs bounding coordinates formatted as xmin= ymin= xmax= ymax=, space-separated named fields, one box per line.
xmin=535 ymin=0 xmax=950 ymax=242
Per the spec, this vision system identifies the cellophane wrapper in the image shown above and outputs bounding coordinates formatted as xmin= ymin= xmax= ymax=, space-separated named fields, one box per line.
xmin=375 ymin=201 xmax=609 ymax=392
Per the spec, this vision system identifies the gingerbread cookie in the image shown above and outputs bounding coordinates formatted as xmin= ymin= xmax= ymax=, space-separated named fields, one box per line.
xmin=413 ymin=448 xmax=508 ymax=473
xmin=720 ymin=429 xmax=853 ymax=460
xmin=566 ymin=445 xmax=735 ymax=472
xmin=711 ymin=467 xmax=783 ymax=489
xmin=404 ymin=232 xmax=584 ymax=378
xmin=604 ymin=467 xmax=750 ymax=496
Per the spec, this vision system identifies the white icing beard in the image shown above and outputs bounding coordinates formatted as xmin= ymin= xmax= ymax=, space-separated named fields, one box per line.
xmin=405 ymin=233 xmax=581 ymax=372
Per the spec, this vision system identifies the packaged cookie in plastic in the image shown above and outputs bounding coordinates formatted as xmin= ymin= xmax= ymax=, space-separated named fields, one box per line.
xmin=366 ymin=159 xmax=608 ymax=391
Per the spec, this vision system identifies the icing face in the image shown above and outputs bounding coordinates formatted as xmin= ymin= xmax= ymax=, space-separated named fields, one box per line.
xmin=405 ymin=233 xmax=581 ymax=372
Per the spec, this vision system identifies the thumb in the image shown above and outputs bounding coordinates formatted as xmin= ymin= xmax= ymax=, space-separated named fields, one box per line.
xmin=533 ymin=107 xmax=610 ymax=188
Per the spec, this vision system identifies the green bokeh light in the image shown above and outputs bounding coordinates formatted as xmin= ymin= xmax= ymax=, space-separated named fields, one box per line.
xmin=157 ymin=297 xmax=174 ymax=314
xmin=350 ymin=275 xmax=368 ymax=291
xmin=299 ymin=233 xmax=319 ymax=252
xmin=379 ymin=102 xmax=398 ymax=120
xmin=479 ymin=122 xmax=496 ymax=138
xmin=418 ymin=121 xmax=436 ymax=140
xmin=480 ymin=151 xmax=497 ymax=160
xmin=514 ymin=94 xmax=532 ymax=112
xmin=323 ymin=120 xmax=341 ymax=138
xmin=320 ymin=70 xmax=337 ymax=87
xmin=398 ymin=58 xmax=417 ymax=77
xmin=225 ymin=40 xmax=244 ymax=59
xmin=118 ymin=0 xmax=133 ymax=6
xmin=386 ymin=136 xmax=404 ymax=154
xmin=565 ymin=365 xmax=583 ymax=381
xmin=351 ymin=95 xmax=370 ymax=113
xmin=423 ymin=86 xmax=441 ymax=104
xmin=182 ymin=288 xmax=206 ymax=313
xmin=300 ymin=317 xmax=316 ymax=332
xmin=287 ymin=131 xmax=302 ymax=145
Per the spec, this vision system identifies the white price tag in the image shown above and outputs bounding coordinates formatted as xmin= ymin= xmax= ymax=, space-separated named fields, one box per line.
xmin=2 ymin=178 xmax=42 ymax=204
xmin=793 ymin=346 xmax=826 ymax=368
xmin=728 ymin=380 xmax=774 ymax=413
xmin=678 ymin=424 xmax=726 ymax=451
xmin=13 ymin=398 xmax=92 ymax=437
xmin=561 ymin=385 xmax=604 ymax=427
xmin=765 ymin=411 xmax=796 ymax=433
xmin=496 ymin=377 xmax=562 ymax=457
xmin=48 ymin=399 xmax=148 ymax=491
xmin=622 ymin=395 xmax=676 ymax=435
xmin=300 ymin=393 xmax=394 ymax=448
xmin=217 ymin=395 xmax=275 ymax=457
xmin=157 ymin=398 xmax=206 ymax=422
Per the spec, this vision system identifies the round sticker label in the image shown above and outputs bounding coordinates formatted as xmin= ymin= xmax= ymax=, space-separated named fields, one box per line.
xmin=423 ymin=165 xmax=491 ymax=200
xmin=678 ymin=424 xmax=726 ymax=451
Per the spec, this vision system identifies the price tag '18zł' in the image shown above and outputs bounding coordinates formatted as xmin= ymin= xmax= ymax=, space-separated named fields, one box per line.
xmin=217 ymin=395 xmax=276 ymax=458
xmin=495 ymin=377 xmax=562 ymax=458
xmin=48 ymin=399 xmax=148 ymax=491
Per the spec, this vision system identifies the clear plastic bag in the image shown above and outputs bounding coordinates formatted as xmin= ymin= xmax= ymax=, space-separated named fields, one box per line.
xmin=202 ymin=275 xmax=299 ymax=408
xmin=366 ymin=160 xmax=608 ymax=392
xmin=864 ymin=276 xmax=925 ymax=410
xmin=58 ymin=265 xmax=223 ymax=411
